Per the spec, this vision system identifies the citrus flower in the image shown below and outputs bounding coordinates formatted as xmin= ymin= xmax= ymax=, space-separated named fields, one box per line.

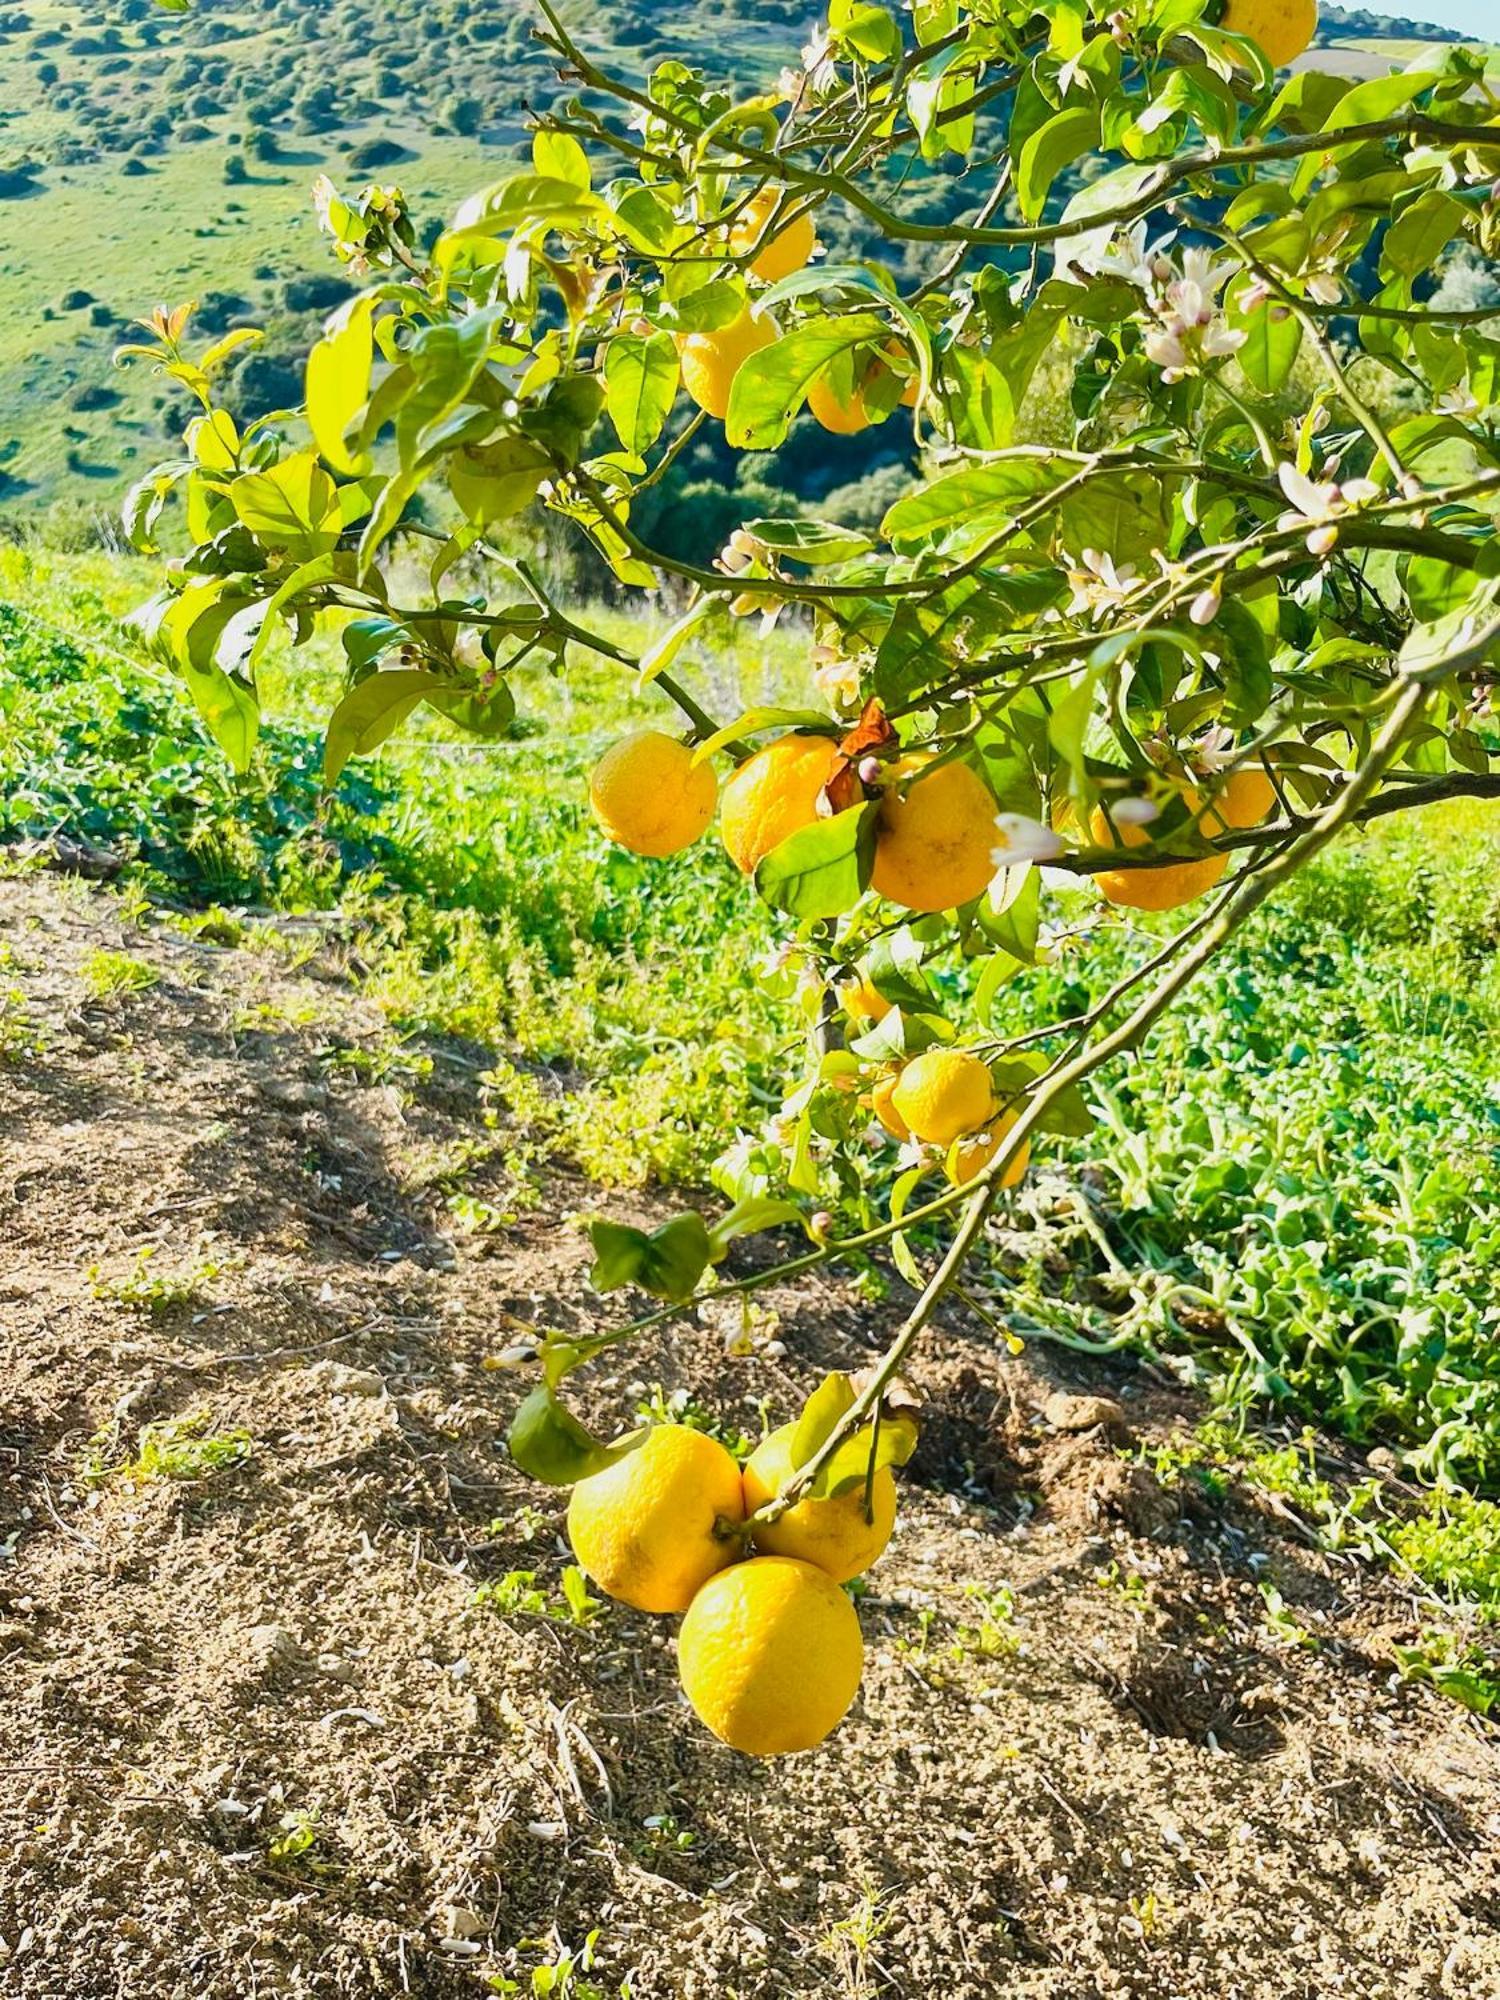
xmin=1276 ymin=461 xmax=1380 ymax=556
xmin=1064 ymin=548 xmax=1140 ymax=620
xmin=990 ymin=814 xmax=1064 ymax=871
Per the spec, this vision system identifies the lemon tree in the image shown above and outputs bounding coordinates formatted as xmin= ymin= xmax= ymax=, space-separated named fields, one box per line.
xmin=120 ymin=0 xmax=1500 ymax=1745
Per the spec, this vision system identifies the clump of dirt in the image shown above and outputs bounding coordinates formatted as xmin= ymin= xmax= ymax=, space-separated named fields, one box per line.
xmin=2 ymin=873 xmax=1497 ymax=1999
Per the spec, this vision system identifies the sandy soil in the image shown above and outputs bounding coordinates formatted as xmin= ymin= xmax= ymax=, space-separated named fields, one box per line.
xmin=2 ymin=871 xmax=1497 ymax=2000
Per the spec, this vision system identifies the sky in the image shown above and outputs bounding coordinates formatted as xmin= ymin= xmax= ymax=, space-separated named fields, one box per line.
xmin=1398 ymin=0 xmax=1496 ymax=36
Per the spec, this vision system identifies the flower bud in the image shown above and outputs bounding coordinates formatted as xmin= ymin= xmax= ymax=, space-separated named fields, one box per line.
xmin=810 ymin=1210 xmax=834 ymax=1240
xmin=1189 ymin=586 xmax=1222 ymax=627
xmin=1307 ymin=523 xmax=1339 ymax=557
xmin=857 ymin=754 xmax=883 ymax=785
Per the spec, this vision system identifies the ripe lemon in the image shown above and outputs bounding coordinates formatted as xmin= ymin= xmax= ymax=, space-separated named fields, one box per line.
xmin=871 ymin=755 xmax=998 ymax=913
xmin=678 ymin=1555 xmax=864 ymax=1755
xmin=728 ymin=189 xmax=816 ymax=284
xmin=838 ymin=970 xmax=891 ymax=1023
xmin=890 ymin=1048 xmax=996 ymax=1146
xmin=589 ymin=729 xmax=717 ymax=857
xmin=567 ymin=1424 xmax=745 ymax=1614
xmin=1218 ymin=0 xmax=1317 ymax=67
xmin=870 ymin=1072 xmax=910 ymax=1141
xmin=720 ymin=733 xmax=843 ymax=875
xmin=678 ymin=308 xmax=776 ymax=422
xmin=1090 ymin=793 xmax=1229 ymax=913
xmin=946 ymin=1107 xmax=1030 ymax=1190
xmin=1214 ymin=765 xmax=1277 ymax=830
xmin=807 ymin=372 xmax=874 ymax=435
xmin=741 ymin=1423 xmax=895 ymax=1583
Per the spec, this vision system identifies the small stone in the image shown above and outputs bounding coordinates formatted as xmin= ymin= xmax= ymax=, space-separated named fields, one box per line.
xmin=1043 ymin=1391 xmax=1131 ymax=1440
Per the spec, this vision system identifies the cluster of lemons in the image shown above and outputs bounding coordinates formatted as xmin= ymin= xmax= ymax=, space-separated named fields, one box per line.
xmin=567 ymin=1420 xmax=896 ymax=1755
xmin=590 ymin=728 xmax=1279 ymax=917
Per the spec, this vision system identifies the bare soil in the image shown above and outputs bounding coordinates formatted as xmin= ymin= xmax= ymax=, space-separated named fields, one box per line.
xmin=2 ymin=872 xmax=1497 ymax=2000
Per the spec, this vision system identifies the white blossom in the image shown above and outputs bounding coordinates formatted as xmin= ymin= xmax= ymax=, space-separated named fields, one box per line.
xmin=990 ymin=815 xmax=1063 ymax=870
xmin=1276 ymin=461 xmax=1379 ymax=556
xmin=1064 ymin=547 xmax=1140 ymax=620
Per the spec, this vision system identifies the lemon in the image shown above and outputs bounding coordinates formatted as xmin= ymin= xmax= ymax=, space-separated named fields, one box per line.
xmin=1089 ymin=792 xmax=1229 ymax=913
xmin=678 ymin=308 xmax=776 ymax=422
xmin=946 ymin=1108 xmax=1030 ymax=1190
xmin=728 ymin=189 xmax=816 ymax=284
xmin=678 ymin=1556 xmax=864 ymax=1755
xmin=807 ymin=372 xmax=874 ymax=435
xmin=871 ymin=756 xmax=998 ymax=913
xmin=1214 ymin=765 xmax=1277 ymax=830
xmin=589 ymin=729 xmax=717 ymax=857
xmin=1219 ymin=0 xmax=1317 ymax=67
xmin=890 ymin=1048 xmax=996 ymax=1146
xmin=719 ymin=733 xmax=843 ymax=875
xmin=742 ymin=1423 xmax=895 ymax=1583
xmin=870 ymin=1072 xmax=910 ymax=1141
xmin=567 ymin=1425 xmax=745 ymax=1614
xmin=838 ymin=970 xmax=891 ymax=1024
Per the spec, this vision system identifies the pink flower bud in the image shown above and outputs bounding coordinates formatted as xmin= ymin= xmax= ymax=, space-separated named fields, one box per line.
xmin=810 ymin=1210 xmax=834 ymax=1239
xmin=1189 ymin=586 xmax=1222 ymax=627
xmin=1307 ymin=524 xmax=1339 ymax=557
xmin=857 ymin=755 xmax=882 ymax=785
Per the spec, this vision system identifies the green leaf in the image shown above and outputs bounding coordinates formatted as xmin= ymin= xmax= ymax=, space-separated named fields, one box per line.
xmin=725 ymin=313 xmax=887 ymax=451
xmin=811 ymin=1411 xmax=920 ymax=1500
xmin=1228 ymin=280 xmax=1302 ymax=395
xmin=603 ymin=331 xmax=680 ymax=456
xmin=588 ymin=1212 xmax=713 ymax=1303
xmin=323 ymin=669 xmax=439 ymax=785
xmin=1060 ymin=472 xmax=1173 ymax=570
xmin=881 ymin=460 xmax=1052 ymax=551
xmin=229 ymin=452 xmax=342 ymax=557
xmin=754 ymin=801 xmax=878 ymax=919
xmin=707 ymin=1196 xmax=804 ymax=1260
xmin=1382 ymin=191 xmax=1466 ymax=282
xmin=448 ymin=437 xmax=552 ymax=526
xmin=507 ymin=1386 xmax=637 ymax=1486
xmin=791 ymin=1372 xmax=857 ymax=1466
xmin=305 ymin=296 xmax=376 ymax=477
xmin=743 ymin=517 xmax=875 ymax=566
xmin=1016 ymin=106 xmax=1099 ymax=225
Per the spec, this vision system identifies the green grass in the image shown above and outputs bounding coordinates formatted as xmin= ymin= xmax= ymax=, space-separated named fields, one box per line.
xmin=3 ymin=542 xmax=1499 ymax=1496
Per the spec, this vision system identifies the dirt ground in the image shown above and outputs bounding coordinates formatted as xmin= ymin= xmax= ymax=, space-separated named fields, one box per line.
xmin=2 ymin=869 xmax=1498 ymax=2000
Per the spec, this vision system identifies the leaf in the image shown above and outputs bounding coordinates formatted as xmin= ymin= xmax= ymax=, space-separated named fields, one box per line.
xmin=1228 ymin=281 xmax=1301 ymax=396
xmin=725 ymin=313 xmax=888 ymax=451
xmin=322 ymin=669 xmax=440 ymax=785
xmin=603 ymin=330 xmax=680 ymax=456
xmin=1059 ymin=472 xmax=1172 ymax=569
xmin=791 ymin=1373 xmax=857 ymax=1466
xmin=448 ymin=437 xmax=552 ymax=526
xmin=1016 ymin=106 xmax=1100 ymax=224
xmin=743 ymin=517 xmax=875 ymax=566
xmin=637 ymin=595 xmax=718 ymax=690
xmin=707 ymin=1197 xmax=804 ymax=1260
xmin=880 ymin=460 xmax=1052 ymax=551
xmin=588 ymin=1212 xmax=713 ymax=1303
xmin=754 ymin=801 xmax=878 ymax=919
xmin=230 ymin=452 xmax=342 ymax=557
xmin=506 ymin=1386 xmax=637 ymax=1486
xmin=1382 ymin=190 xmax=1465 ymax=282
xmin=809 ymin=1409 xmax=920 ymax=1500
xmin=305 ymin=296 xmax=376 ymax=477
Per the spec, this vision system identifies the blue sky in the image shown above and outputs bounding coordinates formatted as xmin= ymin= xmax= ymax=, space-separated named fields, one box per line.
xmin=1402 ymin=0 xmax=1495 ymax=35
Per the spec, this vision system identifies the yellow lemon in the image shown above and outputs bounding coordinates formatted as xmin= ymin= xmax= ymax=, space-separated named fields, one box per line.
xmin=1089 ymin=793 xmax=1229 ymax=913
xmin=871 ymin=755 xmax=998 ymax=913
xmin=728 ymin=189 xmax=816 ymax=284
xmin=742 ymin=1423 xmax=895 ymax=1583
xmin=946 ymin=1107 xmax=1030 ymax=1190
xmin=839 ymin=971 xmax=891 ymax=1023
xmin=1219 ymin=0 xmax=1317 ymax=68
xmin=807 ymin=372 xmax=874 ymax=435
xmin=1215 ymin=765 xmax=1277 ymax=830
xmin=567 ymin=1425 xmax=745 ymax=1614
xmin=677 ymin=1556 xmax=864 ymax=1755
xmin=589 ymin=729 xmax=717 ymax=857
xmin=870 ymin=1072 xmax=910 ymax=1141
xmin=719 ymin=733 xmax=843 ymax=875
xmin=890 ymin=1048 xmax=996 ymax=1146
xmin=678 ymin=308 xmax=776 ymax=422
